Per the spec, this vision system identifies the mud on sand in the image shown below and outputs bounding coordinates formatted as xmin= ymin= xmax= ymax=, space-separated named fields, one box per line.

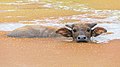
xmin=0 ymin=31 xmax=120 ymax=67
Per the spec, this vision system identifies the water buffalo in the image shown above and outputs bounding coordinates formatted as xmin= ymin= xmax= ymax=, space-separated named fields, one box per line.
xmin=7 ymin=23 xmax=107 ymax=42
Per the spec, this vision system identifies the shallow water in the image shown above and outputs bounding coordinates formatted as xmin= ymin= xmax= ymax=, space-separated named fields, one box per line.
xmin=0 ymin=1 xmax=120 ymax=67
xmin=0 ymin=0 xmax=120 ymax=43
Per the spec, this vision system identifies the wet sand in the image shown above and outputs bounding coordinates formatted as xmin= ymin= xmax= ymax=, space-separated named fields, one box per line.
xmin=0 ymin=31 xmax=120 ymax=67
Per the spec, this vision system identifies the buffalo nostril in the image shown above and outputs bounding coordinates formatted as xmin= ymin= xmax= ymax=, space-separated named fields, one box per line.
xmin=83 ymin=37 xmax=87 ymax=39
xmin=77 ymin=37 xmax=81 ymax=39
xmin=76 ymin=35 xmax=88 ymax=42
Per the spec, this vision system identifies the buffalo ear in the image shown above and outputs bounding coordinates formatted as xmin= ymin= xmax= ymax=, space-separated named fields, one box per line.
xmin=92 ymin=27 xmax=107 ymax=37
xmin=87 ymin=23 xmax=97 ymax=28
xmin=56 ymin=28 xmax=72 ymax=37
xmin=65 ymin=24 xmax=74 ymax=29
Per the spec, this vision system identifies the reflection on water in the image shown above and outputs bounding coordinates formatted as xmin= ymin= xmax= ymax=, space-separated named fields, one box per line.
xmin=0 ymin=0 xmax=120 ymax=43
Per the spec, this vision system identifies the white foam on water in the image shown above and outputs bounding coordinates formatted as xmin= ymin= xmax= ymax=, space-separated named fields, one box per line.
xmin=4 ymin=16 xmax=25 ymax=18
xmin=48 ymin=2 xmax=92 ymax=11
xmin=0 ymin=23 xmax=64 ymax=31
xmin=0 ymin=23 xmax=26 ymax=31
xmin=43 ymin=3 xmax=53 ymax=8
xmin=0 ymin=10 xmax=16 ymax=13
xmin=92 ymin=23 xmax=120 ymax=43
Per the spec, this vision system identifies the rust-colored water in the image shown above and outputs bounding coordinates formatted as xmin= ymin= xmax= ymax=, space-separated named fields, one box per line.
xmin=0 ymin=32 xmax=120 ymax=67
xmin=0 ymin=0 xmax=120 ymax=67
xmin=79 ymin=0 xmax=120 ymax=10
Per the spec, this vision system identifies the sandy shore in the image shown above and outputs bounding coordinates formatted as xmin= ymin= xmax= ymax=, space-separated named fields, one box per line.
xmin=0 ymin=31 xmax=120 ymax=67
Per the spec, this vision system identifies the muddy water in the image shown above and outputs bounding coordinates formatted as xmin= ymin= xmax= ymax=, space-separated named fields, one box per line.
xmin=0 ymin=0 xmax=120 ymax=43
xmin=0 ymin=32 xmax=120 ymax=67
xmin=0 ymin=0 xmax=120 ymax=67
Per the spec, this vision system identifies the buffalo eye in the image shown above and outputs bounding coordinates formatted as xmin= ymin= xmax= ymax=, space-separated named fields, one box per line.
xmin=87 ymin=28 xmax=91 ymax=32
xmin=73 ymin=29 xmax=77 ymax=32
